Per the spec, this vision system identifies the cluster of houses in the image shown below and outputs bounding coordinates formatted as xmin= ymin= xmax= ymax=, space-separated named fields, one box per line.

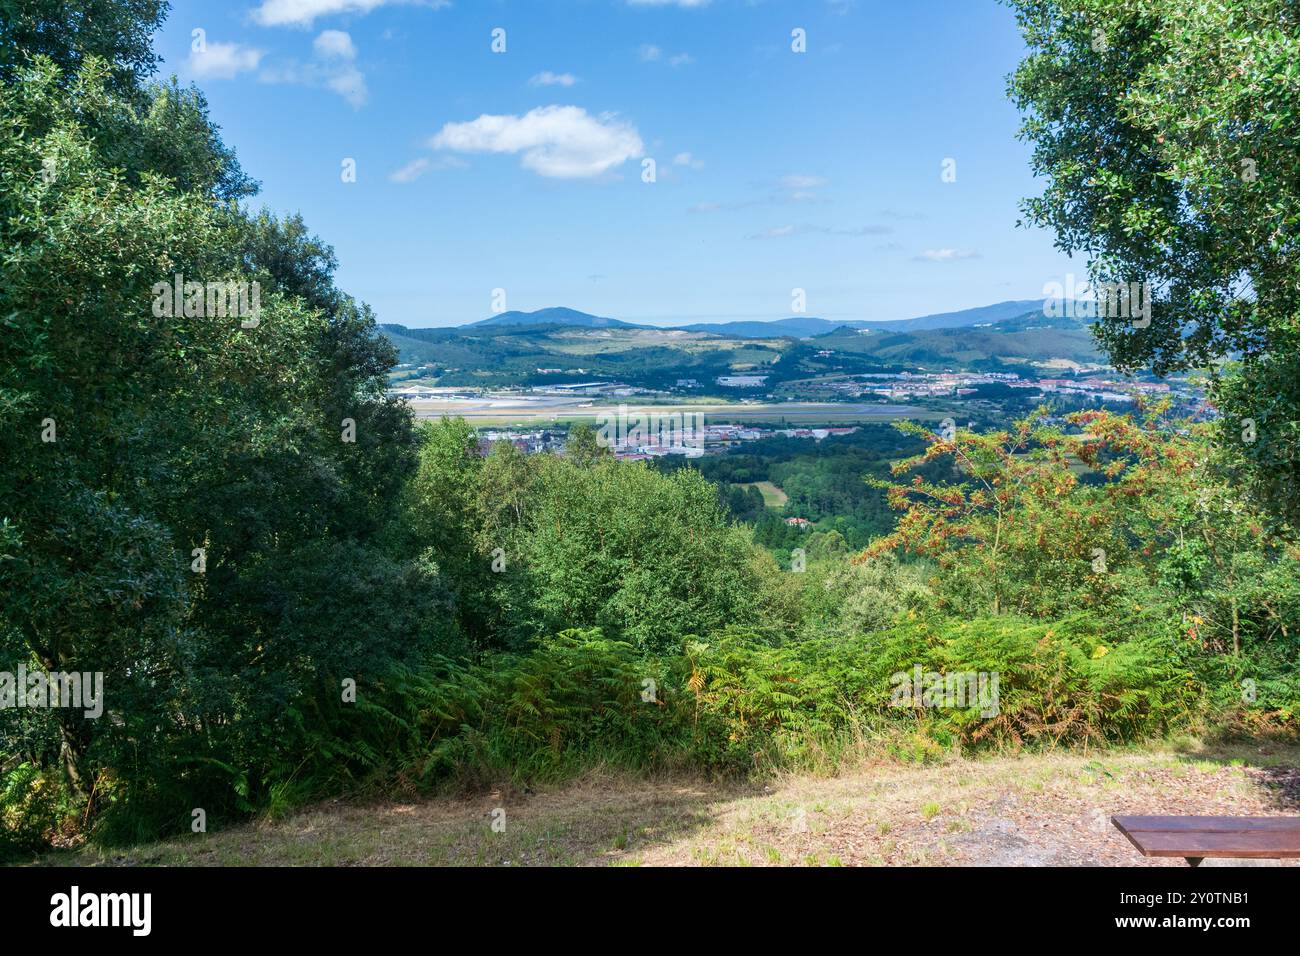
xmin=703 ymin=424 xmax=859 ymax=445
xmin=390 ymin=384 xmax=453 ymax=401
xmin=477 ymin=430 xmax=556 ymax=455
xmin=613 ymin=423 xmax=859 ymax=461
xmin=471 ymin=422 xmax=862 ymax=463
xmin=531 ymin=375 xmax=771 ymax=397
xmin=395 ymin=370 xmax=1192 ymax=409
xmin=797 ymin=370 xmax=1191 ymax=406
xmin=540 ymin=381 xmax=659 ymax=398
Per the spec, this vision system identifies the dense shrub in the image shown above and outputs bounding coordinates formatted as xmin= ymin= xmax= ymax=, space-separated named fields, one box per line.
xmin=288 ymin=614 xmax=1222 ymax=798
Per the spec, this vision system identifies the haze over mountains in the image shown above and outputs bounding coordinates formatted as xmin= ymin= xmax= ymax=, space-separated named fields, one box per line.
xmin=462 ymin=300 xmax=1051 ymax=338
xmin=383 ymin=297 xmax=1102 ymax=392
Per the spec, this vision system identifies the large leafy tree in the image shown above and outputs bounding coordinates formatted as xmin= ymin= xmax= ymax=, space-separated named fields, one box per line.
xmin=502 ymin=455 xmax=775 ymax=652
xmin=1005 ymin=0 xmax=1300 ymax=527
xmin=1 ymin=9 xmax=436 ymax=833
xmin=400 ymin=424 xmax=780 ymax=654
xmin=0 ymin=0 xmax=168 ymax=94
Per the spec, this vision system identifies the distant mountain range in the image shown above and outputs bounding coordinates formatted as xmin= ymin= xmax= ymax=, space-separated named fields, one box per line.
xmin=456 ymin=299 xmax=1054 ymax=338
xmin=465 ymin=307 xmax=637 ymax=329
xmin=674 ymin=316 xmax=855 ymax=338
xmin=854 ymin=300 xmax=1053 ymax=333
xmin=381 ymin=298 xmax=1101 ymax=391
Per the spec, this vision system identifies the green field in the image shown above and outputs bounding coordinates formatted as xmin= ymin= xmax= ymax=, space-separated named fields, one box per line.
xmin=739 ymin=480 xmax=789 ymax=508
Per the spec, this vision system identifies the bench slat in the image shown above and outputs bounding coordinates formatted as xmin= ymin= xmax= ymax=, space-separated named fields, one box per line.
xmin=1112 ymin=815 xmax=1300 ymax=859
xmin=1127 ymin=832 xmax=1300 ymax=858
xmin=1114 ymin=815 xmax=1300 ymax=833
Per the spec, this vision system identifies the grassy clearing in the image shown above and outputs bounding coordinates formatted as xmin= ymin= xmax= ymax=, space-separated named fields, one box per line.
xmin=36 ymin=743 xmax=1300 ymax=867
xmin=546 ymin=329 xmax=789 ymax=356
xmin=739 ymin=481 xmax=788 ymax=508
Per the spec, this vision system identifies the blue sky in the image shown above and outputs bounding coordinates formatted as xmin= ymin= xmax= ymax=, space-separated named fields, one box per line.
xmin=158 ymin=0 xmax=1081 ymax=328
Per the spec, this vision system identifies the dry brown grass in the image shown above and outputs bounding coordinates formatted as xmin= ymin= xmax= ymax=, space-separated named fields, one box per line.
xmin=45 ymin=741 xmax=1300 ymax=867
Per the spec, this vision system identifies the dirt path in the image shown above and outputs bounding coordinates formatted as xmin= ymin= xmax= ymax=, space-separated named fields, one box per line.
xmin=57 ymin=743 xmax=1300 ymax=867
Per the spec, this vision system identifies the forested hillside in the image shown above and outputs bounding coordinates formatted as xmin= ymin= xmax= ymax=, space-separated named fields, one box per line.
xmin=381 ymin=311 xmax=1103 ymax=390
xmin=658 ymin=426 xmax=954 ymax=552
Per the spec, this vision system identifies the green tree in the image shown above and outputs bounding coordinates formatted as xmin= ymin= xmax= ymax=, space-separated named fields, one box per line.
xmin=0 ymin=47 xmax=433 ymax=835
xmin=497 ymin=457 xmax=775 ymax=651
xmin=1005 ymin=0 xmax=1300 ymax=528
xmin=0 ymin=0 xmax=169 ymax=94
xmin=564 ymin=421 xmax=609 ymax=467
xmin=862 ymin=409 xmax=1164 ymax=617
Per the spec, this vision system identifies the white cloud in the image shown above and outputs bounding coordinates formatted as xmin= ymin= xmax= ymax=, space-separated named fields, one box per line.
xmin=627 ymin=0 xmax=712 ymax=6
xmin=188 ymin=42 xmax=264 ymax=79
xmin=914 ymin=248 xmax=981 ymax=262
xmin=429 ymin=106 xmax=644 ymax=179
xmin=779 ymin=174 xmax=827 ymax=190
xmin=388 ymin=156 xmax=468 ymax=182
xmin=689 ymin=199 xmax=762 ymax=213
xmin=639 ymin=44 xmax=693 ymax=66
xmin=259 ymin=29 xmax=367 ymax=107
xmin=313 ymin=29 xmax=356 ymax=59
xmin=750 ymin=225 xmax=799 ymax=240
xmin=251 ymin=0 xmax=447 ymax=28
xmin=529 ymin=71 xmax=578 ymax=87
xmin=261 ymin=60 xmax=369 ymax=106
xmin=389 ymin=158 xmax=431 ymax=183
xmin=673 ymin=152 xmax=704 ymax=170
xmin=325 ymin=66 xmax=368 ymax=107
xmin=749 ymin=223 xmax=892 ymax=240
xmin=880 ymin=208 xmax=925 ymax=221
xmin=690 ymin=175 xmax=840 ymax=215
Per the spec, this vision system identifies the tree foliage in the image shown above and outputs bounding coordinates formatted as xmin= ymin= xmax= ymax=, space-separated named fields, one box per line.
xmin=0 ymin=29 xmax=435 ymax=845
xmin=1006 ymin=0 xmax=1300 ymax=527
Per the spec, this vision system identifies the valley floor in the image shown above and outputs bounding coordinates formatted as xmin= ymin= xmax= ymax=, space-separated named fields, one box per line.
xmin=50 ymin=743 xmax=1300 ymax=867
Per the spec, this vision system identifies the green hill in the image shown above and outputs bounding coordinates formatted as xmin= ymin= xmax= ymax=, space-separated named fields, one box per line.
xmin=464 ymin=307 xmax=641 ymax=330
xmin=382 ymin=309 xmax=1103 ymax=389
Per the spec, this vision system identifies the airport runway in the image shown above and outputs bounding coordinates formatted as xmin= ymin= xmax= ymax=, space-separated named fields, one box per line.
xmin=402 ymin=393 xmax=929 ymax=425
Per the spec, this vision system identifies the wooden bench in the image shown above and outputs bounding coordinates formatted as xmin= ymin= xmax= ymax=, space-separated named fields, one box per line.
xmin=1112 ymin=815 xmax=1300 ymax=866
